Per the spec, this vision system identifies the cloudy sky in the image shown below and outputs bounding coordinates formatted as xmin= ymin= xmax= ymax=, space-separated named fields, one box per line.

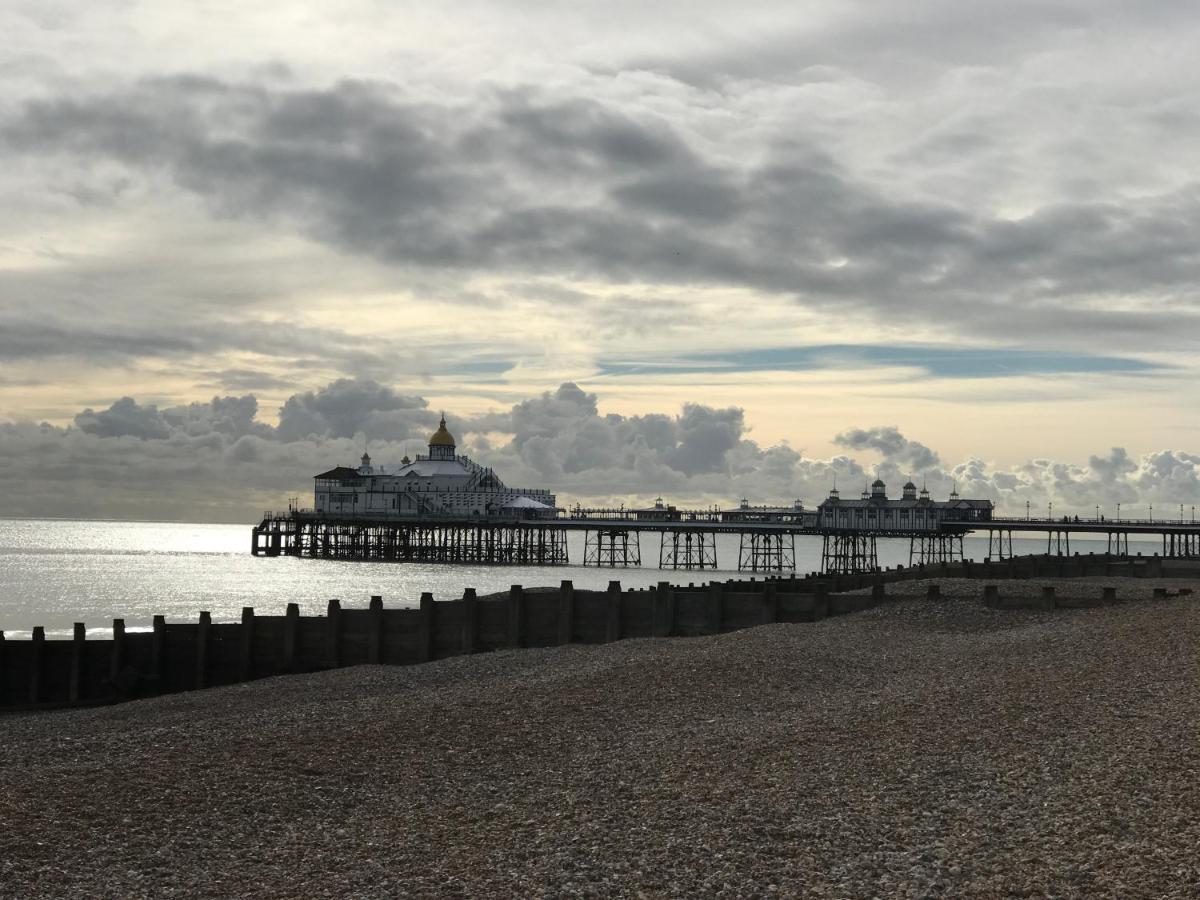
xmin=2 ymin=1 xmax=1198 ymax=520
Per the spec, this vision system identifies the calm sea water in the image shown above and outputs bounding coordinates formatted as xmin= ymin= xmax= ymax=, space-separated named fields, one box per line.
xmin=0 ymin=518 xmax=1148 ymax=638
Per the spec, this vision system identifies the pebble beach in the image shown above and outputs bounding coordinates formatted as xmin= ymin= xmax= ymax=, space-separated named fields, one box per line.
xmin=2 ymin=577 xmax=1199 ymax=898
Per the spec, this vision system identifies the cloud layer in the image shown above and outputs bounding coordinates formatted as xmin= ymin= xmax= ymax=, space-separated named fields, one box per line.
xmin=2 ymin=379 xmax=1195 ymax=522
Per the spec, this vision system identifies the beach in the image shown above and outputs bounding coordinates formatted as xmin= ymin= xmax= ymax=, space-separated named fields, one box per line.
xmin=2 ymin=578 xmax=1199 ymax=898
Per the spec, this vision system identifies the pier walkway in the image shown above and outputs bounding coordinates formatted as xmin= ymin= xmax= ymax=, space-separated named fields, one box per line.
xmin=251 ymin=507 xmax=1200 ymax=574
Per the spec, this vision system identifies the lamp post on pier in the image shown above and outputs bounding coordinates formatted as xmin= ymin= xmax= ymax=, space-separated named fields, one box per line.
xmin=1026 ymin=500 xmax=1030 ymax=521
xmin=1149 ymin=503 xmax=1153 ymax=522
xmin=1096 ymin=504 xmax=1100 ymax=522
xmin=1117 ymin=502 xmax=1121 ymax=522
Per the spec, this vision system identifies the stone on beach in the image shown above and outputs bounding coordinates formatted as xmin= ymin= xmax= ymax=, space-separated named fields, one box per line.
xmin=2 ymin=578 xmax=1199 ymax=898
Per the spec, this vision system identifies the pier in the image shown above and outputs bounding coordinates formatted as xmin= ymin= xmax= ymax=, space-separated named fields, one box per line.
xmin=252 ymin=507 xmax=1200 ymax=574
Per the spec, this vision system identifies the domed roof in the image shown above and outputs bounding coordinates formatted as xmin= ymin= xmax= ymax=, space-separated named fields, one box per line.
xmin=872 ymin=478 xmax=885 ymax=487
xmin=429 ymin=416 xmax=456 ymax=447
xmin=903 ymin=481 xmax=916 ymax=489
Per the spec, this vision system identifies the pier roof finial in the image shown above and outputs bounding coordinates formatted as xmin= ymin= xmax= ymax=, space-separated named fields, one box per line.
xmin=429 ymin=414 xmax=456 ymax=448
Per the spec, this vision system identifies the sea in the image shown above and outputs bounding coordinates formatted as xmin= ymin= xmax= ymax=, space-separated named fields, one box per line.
xmin=0 ymin=518 xmax=1152 ymax=639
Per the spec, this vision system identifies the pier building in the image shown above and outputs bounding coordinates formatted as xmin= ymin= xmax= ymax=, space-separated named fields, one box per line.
xmin=314 ymin=417 xmax=557 ymax=519
xmin=815 ymin=480 xmax=993 ymax=531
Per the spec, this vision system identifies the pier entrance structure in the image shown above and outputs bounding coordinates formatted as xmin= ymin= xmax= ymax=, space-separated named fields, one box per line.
xmin=813 ymin=480 xmax=986 ymax=574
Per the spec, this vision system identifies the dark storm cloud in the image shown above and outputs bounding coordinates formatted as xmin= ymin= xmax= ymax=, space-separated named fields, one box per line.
xmin=6 ymin=75 xmax=1200 ymax=347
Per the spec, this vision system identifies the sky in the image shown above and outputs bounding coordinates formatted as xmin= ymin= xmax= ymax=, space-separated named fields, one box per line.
xmin=1 ymin=1 xmax=1199 ymax=521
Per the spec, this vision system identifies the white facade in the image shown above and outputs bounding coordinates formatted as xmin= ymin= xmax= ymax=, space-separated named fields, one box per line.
xmin=815 ymin=480 xmax=992 ymax=532
xmin=313 ymin=417 xmax=557 ymax=519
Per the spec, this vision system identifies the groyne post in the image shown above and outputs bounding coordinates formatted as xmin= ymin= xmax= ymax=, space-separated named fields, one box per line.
xmin=0 ymin=630 xmax=6 ymax=705
xmin=708 ymin=582 xmax=724 ymax=634
xmin=30 ymin=626 xmax=44 ymax=705
xmin=327 ymin=599 xmax=341 ymax=668
xmin=151 ymin=615 xmax=166 ymax=688
xmin=196 ymin=611 xmax=211 ymax=690
xmin=812 ymin=584 xmax=828 ymax=621
xmin=656 ymin=581 xmax=676 ymax=636
xmin=239 ymin=608 xmax=255 ymax=681
xmin=368 ymin=596 xmax=383 ymax=664
xmin=1103 ymin=587 xmax=1117 ymax=604
xmin=283 ymin=603 xmax=299 ymax=672
xmin=557 ymin=581 xmax=574 ymax=645
xmin=507 ymin=585 xmax=524 ymax=649
xmin=461 ymin=588 xmax=478 ymax=653
xmin=110 ymin=618 xmax=126 ymax=687
xmin=763 ymin=581 xmax=779 ymax=624
xmin=418 ymin=593 xmax=435 ymax=663
xmin=983 ymin=585 xmax=999 ymax=608
xmin=606 ymin=581 xmax=622 ymax=642
xmin=69 ymin=623 xmax=85 ymax=703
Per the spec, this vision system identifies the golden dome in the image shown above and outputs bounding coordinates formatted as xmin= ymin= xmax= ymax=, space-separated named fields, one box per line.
xmin=429 ymin=415 xmax=456 ymax=447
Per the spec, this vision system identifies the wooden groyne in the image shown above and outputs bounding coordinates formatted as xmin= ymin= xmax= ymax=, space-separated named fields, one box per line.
xmin=0 ymin=552 xmax=1187 ymax=712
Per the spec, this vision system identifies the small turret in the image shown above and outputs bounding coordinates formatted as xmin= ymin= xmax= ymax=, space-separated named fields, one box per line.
xmin=902 ymin=480 xmax=917 ymax=500
xmin=428 ymin=415 xmax=456 ymax=461
xmin=871 ymin=478 xmax=886 ymax=500
xmin=359 ymin=451 xmax=372 ymax=474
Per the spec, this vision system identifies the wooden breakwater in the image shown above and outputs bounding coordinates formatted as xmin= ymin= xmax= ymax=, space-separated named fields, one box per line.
xmin=0 ymin=551 xmax=1183 ymax=712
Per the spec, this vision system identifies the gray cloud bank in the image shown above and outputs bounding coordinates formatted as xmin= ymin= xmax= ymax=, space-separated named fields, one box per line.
xmin=1 ymin=379 xmax=1195 ymax=522
xmin=4 ymin=71 xmax=1200 ymax=362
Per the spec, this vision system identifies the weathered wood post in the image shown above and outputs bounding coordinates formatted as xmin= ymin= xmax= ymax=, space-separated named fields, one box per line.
xmin=1040 ymin=586 xmax=1056 ymax=610
xmin=812 ymin=583 xmax=829 ymax=621
xmin=926 ymin=584 xmax=941 ymax=601
xmin=983 ymin=584 xmax=999 ymax=608
xmin=69 ymin=623 xmax=86 ymax=704
xmin=656 ymin=581 xmax=676 ymax=637
xmin=763 ymin=581 xmax=779 ymax=625
xmin=707 ymin=581 xmax=723 ymax=634
xmin=151 ymin=615 xmax=166 ymax=690
xmin=238 ymin=608 xmax=255 ymax=681
xmin=0 ymin=630 xmax=6 ymax=706
xmin=606 ymin=581 xmax=622 ymax=642
xmin=110 ymin=618 xmax=126 ymax=687
xmin=461 ymin=588 xmax=478 ymax=653
xmin=196 ymin=611 xmax=211 ymax=690
xmin=557 ymin=580 xmax=574 ymax=645
xmin=1153 ymin=587 xmax=1168 ymax=599
xmin=327 ymin=599 xmax=341 ymax=668
xmin=418 ymin=592 xmax=435 ymax=663
xmin=1102 ymin=587 xmax=1117 ymax=604
xmin=871 ymin=582 xmax=886 ymax=606
xmin=283 ymin=603 xmax=300 ymax=672
xmin=368 ymin=595 xmax=383 ymax=664
xmin=507 ymin=585 xmax=524 ymax=649
xmin=30 ymin=626 xmax=45 ymax=705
